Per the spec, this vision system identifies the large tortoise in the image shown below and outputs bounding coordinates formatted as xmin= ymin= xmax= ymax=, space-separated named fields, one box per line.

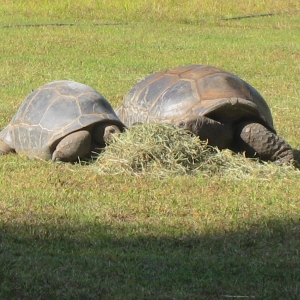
xmin=116 ymin=64 xmax=294 ymax=164
xmin=0 ymin=80 xmax=125 ymax=162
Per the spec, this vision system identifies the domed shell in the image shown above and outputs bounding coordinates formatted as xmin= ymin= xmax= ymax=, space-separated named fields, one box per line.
xmin=116 ymin=64 xmax=275 ymax=132
xmin=0 ymin=80 xmax=124 ymax=159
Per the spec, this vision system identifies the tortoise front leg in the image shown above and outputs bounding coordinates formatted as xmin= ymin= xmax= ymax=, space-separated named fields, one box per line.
xmin=52 ymin=130 xmax=92 ymax=162
xmin=0 ymin=140 xmax=14 ymax=155
xmin=235 ymin=121 xmax=294 ymax=165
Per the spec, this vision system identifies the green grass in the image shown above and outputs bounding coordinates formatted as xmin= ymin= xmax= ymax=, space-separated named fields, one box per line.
xmin=1 ymin=1 xmax=300 ymax=299
xmin=1 ymin=0 xmax=299 ymax=24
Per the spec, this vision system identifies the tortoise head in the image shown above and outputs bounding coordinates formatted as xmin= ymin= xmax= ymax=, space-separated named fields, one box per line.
xmin=175 ymin=116 xmax=234 ymax=149
xmin=92 ymin=122 xmax=123 ymax=147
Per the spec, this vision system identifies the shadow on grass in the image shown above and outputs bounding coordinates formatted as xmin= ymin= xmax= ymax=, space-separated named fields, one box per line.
xmin=1 ymin=219 xmax=300 ymax=300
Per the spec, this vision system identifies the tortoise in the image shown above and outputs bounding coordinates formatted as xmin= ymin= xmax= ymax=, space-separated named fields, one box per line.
xmin=0 ymin=80 xmax=126 ymax=162
xmin=116 ymin=64 xmax=294 ymax=164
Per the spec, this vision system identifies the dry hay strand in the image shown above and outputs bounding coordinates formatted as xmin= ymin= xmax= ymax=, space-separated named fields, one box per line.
xmin=95 ymin=123 xmax=298 ymax=179
xmin=95 ymin=123 xmax=216 ymax=176
xmin=207 ymin=149 xmax=297 ymax=180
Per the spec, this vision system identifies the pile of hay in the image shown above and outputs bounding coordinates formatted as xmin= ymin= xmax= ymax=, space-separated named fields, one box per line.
xmin=95 ymin=123 xmax=296 ymax=179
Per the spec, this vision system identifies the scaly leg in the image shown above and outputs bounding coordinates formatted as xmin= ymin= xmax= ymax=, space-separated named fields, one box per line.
xmin=235 ymin=121 xmax=294 ymax=165
xmin=52 ymin=130 xmax=91 ymax=162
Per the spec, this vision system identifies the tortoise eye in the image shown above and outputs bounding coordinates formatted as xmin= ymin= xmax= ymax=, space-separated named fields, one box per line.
xmin=178 ymin=121 xmax=186 ymax=128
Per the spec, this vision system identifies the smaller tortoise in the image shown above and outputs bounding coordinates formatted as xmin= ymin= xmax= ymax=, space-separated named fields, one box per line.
xmin=0 ymin=80 xmax=125 ymax=162
xmin=116 ymin=64 xmax=294 ymax=164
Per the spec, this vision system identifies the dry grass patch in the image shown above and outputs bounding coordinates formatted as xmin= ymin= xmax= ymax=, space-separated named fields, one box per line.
xmin=95 ymin=123 xmax=216 ymax=176
xmin=95 ymin=123 xmax=298 ymax=179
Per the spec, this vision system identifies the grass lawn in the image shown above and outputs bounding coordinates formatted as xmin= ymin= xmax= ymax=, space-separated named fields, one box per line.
xmin=1 ymin=1 xmax=300 ymax=299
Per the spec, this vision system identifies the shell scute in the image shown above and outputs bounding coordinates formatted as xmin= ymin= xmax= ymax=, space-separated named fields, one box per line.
xmin=195 ymin=73 xmax=252 ymax=101
xmin=177 ymin=65 xmax=223 ymax=80
xmin=22 ymin=88 xmax=60 ymax=125
xmin=40 ymin=96 xmax=80 ymax=131
xmin=150 ymin=80 xmax=198 ymax=119
xmin=55 ymin=81 xmax=95 ymax=96
xmin=78 ymin=92 xmax=114 ymax=115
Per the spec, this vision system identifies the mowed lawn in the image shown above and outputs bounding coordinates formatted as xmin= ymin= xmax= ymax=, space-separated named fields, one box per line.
xmin=0 ymin=1 xmax=300 ymax=299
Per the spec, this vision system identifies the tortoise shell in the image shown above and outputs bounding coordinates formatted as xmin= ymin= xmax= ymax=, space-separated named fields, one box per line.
xmin=116 ymin=64 xmax=275 ymax=133
xmin=0 ymin=80 xmax=124 ymax=159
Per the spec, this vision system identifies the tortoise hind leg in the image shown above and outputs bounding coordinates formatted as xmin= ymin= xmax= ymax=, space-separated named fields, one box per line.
xmin=0 ymin=140 xmax=14 ymax=155
xmin=235 ymin=121 xmax=294 ymax=165
xmin=52 ymin=130 xmax=92 ymax=162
